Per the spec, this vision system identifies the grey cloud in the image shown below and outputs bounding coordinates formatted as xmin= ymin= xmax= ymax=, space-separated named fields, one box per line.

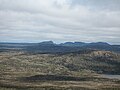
xmin=0 ymin=0 xmax=120 ymax=44
xmin=72 ymin=0 xmax=120 ymax=11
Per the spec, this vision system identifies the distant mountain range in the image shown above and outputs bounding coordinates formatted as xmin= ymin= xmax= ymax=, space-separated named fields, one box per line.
xmin=0 ymin=41 xmax=120 ymax=53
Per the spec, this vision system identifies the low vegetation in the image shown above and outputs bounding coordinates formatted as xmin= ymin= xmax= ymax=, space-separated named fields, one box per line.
xmin=0 ymin=50 xmax=120 ymax=90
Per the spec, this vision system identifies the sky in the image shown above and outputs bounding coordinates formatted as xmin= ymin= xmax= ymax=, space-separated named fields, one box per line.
xmin=0 ymin=0 xmax=120 ymax=44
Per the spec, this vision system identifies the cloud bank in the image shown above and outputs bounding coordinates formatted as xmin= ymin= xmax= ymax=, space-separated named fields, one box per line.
xmin=0 ymin=0 xmax=120 ymax=44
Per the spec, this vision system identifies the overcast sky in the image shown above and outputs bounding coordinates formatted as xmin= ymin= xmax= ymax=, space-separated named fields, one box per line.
xmin=0 ymin=0 xmax=120 ymax=44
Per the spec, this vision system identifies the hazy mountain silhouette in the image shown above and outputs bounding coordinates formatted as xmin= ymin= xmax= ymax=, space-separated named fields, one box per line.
xmin=0 ymin=41 xmax=120 ymax=53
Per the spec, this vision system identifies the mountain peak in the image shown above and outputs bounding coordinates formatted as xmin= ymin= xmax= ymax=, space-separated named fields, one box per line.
xmin=39 ymin=41 xmax=55 ymax=45
xmin=89 ymin=42 xmax=110 ymax=46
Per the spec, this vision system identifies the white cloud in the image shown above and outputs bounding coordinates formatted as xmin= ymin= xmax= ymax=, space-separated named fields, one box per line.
xmin=0 ymin=0 xmax=120 ymax=44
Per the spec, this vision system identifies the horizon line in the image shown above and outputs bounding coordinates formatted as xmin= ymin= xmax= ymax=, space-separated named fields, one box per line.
xmin=0 ymin=41 xmax=119 ymax=45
